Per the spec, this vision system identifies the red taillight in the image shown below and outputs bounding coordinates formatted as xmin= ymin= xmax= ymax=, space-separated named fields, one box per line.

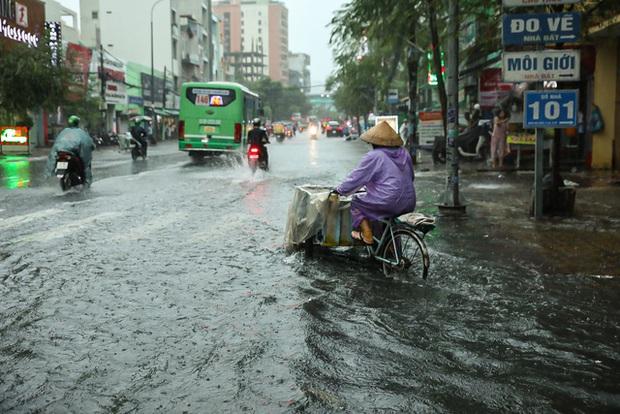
xmin=234 ymin=123 xmax=242 ymax=143
xmin=248 ymin=146 xmax=260 ymax=159
xmin=179 ymin=120 xmax=185 ymax=139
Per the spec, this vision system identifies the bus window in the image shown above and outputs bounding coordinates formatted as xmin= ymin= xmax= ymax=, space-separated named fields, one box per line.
xmin=186 ymin=88 xmax=236 ymax=107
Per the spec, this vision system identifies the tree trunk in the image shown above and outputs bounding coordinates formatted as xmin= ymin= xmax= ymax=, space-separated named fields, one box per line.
xmin=406 ymin=20 xmax=419 ymax=163
xmin=428 ymin=1 xmax=448 ymax=136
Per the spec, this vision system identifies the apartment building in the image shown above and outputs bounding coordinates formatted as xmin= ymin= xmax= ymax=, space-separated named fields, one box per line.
xmin=288 ymin=52 xmax=310 ymax=92
xmin=80 ymin=0 xmax=181 ymax=90
xmin=213 ymin=0 xmax=289 ymax=84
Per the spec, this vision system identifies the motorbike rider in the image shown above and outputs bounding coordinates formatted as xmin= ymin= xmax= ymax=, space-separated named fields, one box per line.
xmin=130 ymin=119 xmax=149 ymax=156
xmin=46 ymin=115 xmax=95 ymax=186
xmin=247 ymin=118 xmax=270 ymax=164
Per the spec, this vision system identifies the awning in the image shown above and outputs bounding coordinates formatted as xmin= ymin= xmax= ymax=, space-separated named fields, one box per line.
xmin=459 ymin=51 xmax=502 ymax=77
xmin=164 ymin=109 xmax=179 ymax=116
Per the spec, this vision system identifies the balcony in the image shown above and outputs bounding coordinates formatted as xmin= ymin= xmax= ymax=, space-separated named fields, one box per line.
xmin=172 ymin=24 xmax=180 ymax=39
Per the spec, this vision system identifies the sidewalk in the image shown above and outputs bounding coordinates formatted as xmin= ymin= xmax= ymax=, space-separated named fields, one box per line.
xmin=6 ymin=139 xmax=180 ymax=163
xmin=412 ymin=150 xmax=620 ymax=277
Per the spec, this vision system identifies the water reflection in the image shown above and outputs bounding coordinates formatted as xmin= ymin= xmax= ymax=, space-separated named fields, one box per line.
xmin=0 ymin=156 xmax=31 ymax=189
xmin=309 ymin=139 xmax=318 ymax=166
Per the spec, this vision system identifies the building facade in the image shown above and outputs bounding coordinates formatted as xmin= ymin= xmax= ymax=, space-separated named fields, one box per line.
xmin=43 ymin=0 xmax=79 ymax=44
xmin=288 ymin=52 xmax=310 ymax=92
xmin=80 ymin=0 xmax=181 ymax=90
xmin=213 ymin=0 xmax=288 ymax=84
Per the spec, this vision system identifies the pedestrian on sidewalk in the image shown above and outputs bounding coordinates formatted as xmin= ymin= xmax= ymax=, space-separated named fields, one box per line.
xmin=490 ymin=109 xmax=509 ymax=169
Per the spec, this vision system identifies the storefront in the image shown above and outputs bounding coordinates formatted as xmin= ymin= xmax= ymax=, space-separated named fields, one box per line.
xmin=589 ymin=15 xmax=620 ymax=170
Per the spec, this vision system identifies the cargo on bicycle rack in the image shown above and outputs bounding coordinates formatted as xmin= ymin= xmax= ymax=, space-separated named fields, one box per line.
xmin=284 ymin=185 xmax=435 ymax=279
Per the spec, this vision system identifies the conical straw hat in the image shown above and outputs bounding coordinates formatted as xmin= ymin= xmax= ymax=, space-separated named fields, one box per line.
xmin=361 ymin=121 xmax=403 ymax=147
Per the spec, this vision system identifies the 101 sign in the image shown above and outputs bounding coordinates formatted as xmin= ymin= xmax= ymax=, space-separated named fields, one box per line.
xmin=524 ymin=90 xmax=578 ymax=129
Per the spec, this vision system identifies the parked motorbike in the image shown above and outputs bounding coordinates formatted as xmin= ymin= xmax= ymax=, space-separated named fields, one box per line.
xmin=55 ymin=151 xmax=85 ymax=191
xmin=432 ymin=120 xmax=491 ymax=164
xmin=247 ymin=145 xmax=268 ymax=173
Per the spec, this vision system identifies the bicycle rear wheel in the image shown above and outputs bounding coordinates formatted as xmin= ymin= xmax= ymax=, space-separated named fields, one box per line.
xmin=381 ymin=227 xmax=429 ymax=280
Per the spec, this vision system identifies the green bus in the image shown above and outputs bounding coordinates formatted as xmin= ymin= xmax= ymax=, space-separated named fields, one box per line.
xmin=179 ymin=82 xmax=262 ymax=160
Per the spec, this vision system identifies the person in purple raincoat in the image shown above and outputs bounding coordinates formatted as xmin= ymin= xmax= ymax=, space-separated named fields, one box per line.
xmin=334 ymin=121 xmax=416 ymax=244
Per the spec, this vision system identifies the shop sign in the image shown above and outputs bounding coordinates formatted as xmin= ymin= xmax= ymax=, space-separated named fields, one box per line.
xmin=374 ymin=115 xmax=399 ymax=134
xmin=479 ymin=68 xmax=513 ymax=108
xmin=128 ymin=95 xmax=144 ymax=106
xmin=418 ymin=111 xmax=444 ymax=147
xmin=387 ymin=89 xmax=399 ymax=105
xmin=503 ymin=0 xmax=580 ymax=6
xmin=141 ymin=73 xmax=165 ymax=106
xmin=45 ymin=21 xmax=61 ymax=65
xmin=66 ymin=43 xmax=92 ymax=101
xmin=503 ymin=50 xmax=580 ymax=82
xmin=503 ymin=12 xmax=581 ymax=45
xmin=0 ymin=0 xmax=44 ymax=48
xmin=507 ymin=133 xmax=535 ymax=145
xmin=523 ymin=90 xmax=578 ymax=128
xmin=1 ymin=126 xmax=29 ymax=145
xmin=91 ymin=50 xmax=127 ymax=105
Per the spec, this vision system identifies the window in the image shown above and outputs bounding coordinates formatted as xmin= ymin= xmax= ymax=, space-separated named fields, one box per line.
xmin=171 ymin=9 xmax=176 ymax=25
xmin=172 ymin=39 xmax=177 ymax=56
xmin=258 ymin=28 xmax=261 ymax=34
xmin=258 ymin=20 xmax=261 ymax=25
xmin=92 ymin=11 xmax=98 ymax=19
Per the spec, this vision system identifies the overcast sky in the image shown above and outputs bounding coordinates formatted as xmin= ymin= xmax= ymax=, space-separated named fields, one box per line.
xmin=55 ymin=0 xmax=347 ymax=92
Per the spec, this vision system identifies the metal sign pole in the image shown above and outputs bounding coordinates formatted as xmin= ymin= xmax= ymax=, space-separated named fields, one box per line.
xmin=534 ymin=127 xmax=544 ymax=218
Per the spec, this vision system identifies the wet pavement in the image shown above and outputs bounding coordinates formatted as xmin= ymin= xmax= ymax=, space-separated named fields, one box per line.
xmin=1 ymin=134 xmax=619 ymax=413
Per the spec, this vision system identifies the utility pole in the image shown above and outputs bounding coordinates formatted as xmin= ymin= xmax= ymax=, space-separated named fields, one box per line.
xmin=438 ymin=0 xmax=466 ymax=215
xmin=207 ymin=0 xmax=213 ymax=81
xmin=99 ymin=44 xmax=106 ymax=134
xmin=163 ymin=66 xmax=167 ymax=109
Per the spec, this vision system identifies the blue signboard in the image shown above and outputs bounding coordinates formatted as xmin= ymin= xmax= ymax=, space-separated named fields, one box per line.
xmin=524 ymin=90 xmax=578 ymax=129
xmin=503 ymin=12 xmax=581 ymax=45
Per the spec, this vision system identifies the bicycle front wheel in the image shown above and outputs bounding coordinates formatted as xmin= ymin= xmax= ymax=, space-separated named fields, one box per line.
xmin=381 ymin=228 xmax=429 ymax=280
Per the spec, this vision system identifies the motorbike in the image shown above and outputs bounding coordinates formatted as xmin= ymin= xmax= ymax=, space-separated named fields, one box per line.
xmin=432 ymin=120 xmax=491 ymax=164
xmin=247 ymin=144 xmax=268 ymax=173
xmin=308 ymin=124 xmax=319 ymax=140
xmin=55 ymin=151 xmax=85 ymax=191
xmin=130 ymin=135 xmax=148 ymax=160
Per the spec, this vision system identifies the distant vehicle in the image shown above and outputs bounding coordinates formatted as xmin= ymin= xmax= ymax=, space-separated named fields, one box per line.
xmin=308 ymin=123 xmax=319 ymax=140
xmin=273 ymin=122 xmax=285 ymax=141
xmin=325 ymin=121 xmax=344 ymax=137
xmin=179 ymin=81 xmax=262 ymax=161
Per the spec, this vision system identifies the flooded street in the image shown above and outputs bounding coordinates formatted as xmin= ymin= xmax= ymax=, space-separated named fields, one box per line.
xmin=1 ymin=134 xmax=619 ymax=413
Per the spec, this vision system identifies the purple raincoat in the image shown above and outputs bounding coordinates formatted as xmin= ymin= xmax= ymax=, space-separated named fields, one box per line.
xmin=336 ymin=147 xmax=416 ymax=228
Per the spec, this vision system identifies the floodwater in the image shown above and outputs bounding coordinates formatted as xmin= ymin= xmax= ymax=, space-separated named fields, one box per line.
xmin=1 ymin=134 xmax=619 ymax=413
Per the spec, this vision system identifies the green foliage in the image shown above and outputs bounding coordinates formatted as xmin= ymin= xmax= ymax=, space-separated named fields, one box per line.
xmin=248 ymin=78 xmax=311 ymax=120
xmin=0 ymin=41 xmax=70 ymax=121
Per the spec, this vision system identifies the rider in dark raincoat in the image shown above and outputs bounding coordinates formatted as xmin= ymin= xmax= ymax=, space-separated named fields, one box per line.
xmin=46 ymin=115 xmax=95 ymax=186
xmin=335 ymin=121 xmax=416 ymax=244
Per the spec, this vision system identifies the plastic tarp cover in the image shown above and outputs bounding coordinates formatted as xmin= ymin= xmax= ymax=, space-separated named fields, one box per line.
xmin=284 ymin=185 xmax=330 ymax=250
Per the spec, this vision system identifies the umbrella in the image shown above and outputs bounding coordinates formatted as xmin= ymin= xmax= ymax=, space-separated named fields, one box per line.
xmin=130 ymin=116 xmax=152 ymax=123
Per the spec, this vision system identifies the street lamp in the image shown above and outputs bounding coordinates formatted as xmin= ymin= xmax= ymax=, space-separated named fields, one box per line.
xmin=151 ymin=0 xmax=166 ymax=140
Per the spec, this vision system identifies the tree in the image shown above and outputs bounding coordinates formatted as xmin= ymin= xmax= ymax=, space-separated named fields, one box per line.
xmin=330 ymin=0 xmax=425 ymax=157
xmin=249 ymin=77 xmax=311 ymax=120
xmin=0 ymin=41 xmax=70 ymax=124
